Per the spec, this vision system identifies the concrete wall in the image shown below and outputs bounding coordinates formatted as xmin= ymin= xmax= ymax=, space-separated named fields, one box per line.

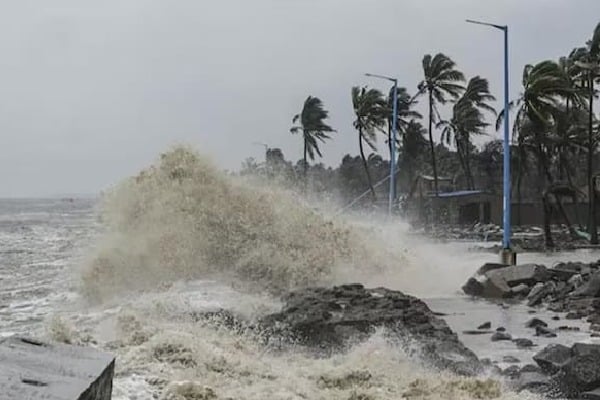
xmin=512 ymin=202 xmax=593 ymax=227
xmin=0 ymin=336 xmax=115 ymax=400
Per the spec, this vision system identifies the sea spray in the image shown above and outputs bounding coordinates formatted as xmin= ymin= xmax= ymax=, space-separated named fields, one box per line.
xmin=82 ymin=146 xmax=405 ymax=301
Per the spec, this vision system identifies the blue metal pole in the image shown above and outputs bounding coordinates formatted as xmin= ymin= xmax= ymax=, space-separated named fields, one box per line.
xmin=390 ymin=80 xmax=398 ymax=214
xmin=502 ymin=26 xmax=511 ymax=249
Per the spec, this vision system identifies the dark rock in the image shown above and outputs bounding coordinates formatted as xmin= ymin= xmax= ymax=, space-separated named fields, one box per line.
xmin=482 ymin=275 xmax=512 ymax=298
xmin=569 ymin=274 xmax=585 ymax=289
xmin=535 ymin=326 xmax=557 ymax=338
xmin=501 ymin=365 xmax=521 ymax=378
xmin=462 ymin=277 xmax=484 ymax=297
xmin=528 ymin=282 xmax=545 ymax=300
xmin=528 ymin=281 xmax=556 ymax=307
xmin=477 ymin=263 xmax=510 ymax=275
xmin=526 ymin=318 xmax=548 ymax=328
xmin=558 ymin=326 xmax=580 ymax=331
xmin=511 ymin=283 xmax=531 ymax=297
xmin=591 ymin=324 xmax=600 ymax=332
xmin=503 ymin=355 xmax=520 ymax=363
xmin=477 ymin=322 xmax=491 ymax=330
xmin=521 ymin=364 xmax=541 ymax=373
xmin=552 ymin=315 xmax=561 ymax=321
xmin=572 ymin=343 xmax=600 ymax=357
xmin=496 ymin=326 xmax=506 ymax=332
xmin=588 ymin=313 xmax=600 ymax=325
xmin=487 ymin=264 xmax=549 ymax=287
xmin=559 ymin=352 xmax=600 ymax=397
xmin=514 ymin=372 xmax=551 ymax=394
xmin=549 ymin=302 xmax=567 ymax=312
xmin=513 ymin=338 xmax=535 ymax=348
xmin=566 ymin=311 xmax=585 ymax=320
xmin=463 ymin=330 xmax=493 ymax=335
xmin=527 ymin=309 xmax=537 ymax=314
xmin=568 ymin=297 xmax=597 ymax=311
xmin=551 ymin=265 xmax=582 ymax=281
xmin=259 ymin=284 xmax=483 ymax=376
xmin=491 ymin=332 xmax=512 ymax=341
xmin=572 ymin=272 xmax=600 ymax=297
xmin=533 ymin=344 xmax=572 ymax=373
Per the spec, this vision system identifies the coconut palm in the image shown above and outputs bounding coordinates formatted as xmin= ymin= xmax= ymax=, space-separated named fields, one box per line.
xmin=290 ymin=96 xmax=335 ymax=179
xmin=572 ymin=22 xmax=600 ymax=244
xmin=399 ymin=120 xmax=428 ymax=193
xmin=351 ymin=86 xmax=387 ymax=200
xmin=497 ymin=60 xmax=581 ymax=246
xmin=418 ymin=53 xmax=465 ymax=195
xmin=438 ymin=76 xmax=496 ymax=189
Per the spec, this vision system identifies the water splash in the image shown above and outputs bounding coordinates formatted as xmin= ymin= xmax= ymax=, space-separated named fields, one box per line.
xmin=81 ymin=146 xmax=407 ymax=301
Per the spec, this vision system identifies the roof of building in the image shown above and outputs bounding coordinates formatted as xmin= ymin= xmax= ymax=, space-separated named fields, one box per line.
xmin=434 ymin=190 xmax=486 ymax=198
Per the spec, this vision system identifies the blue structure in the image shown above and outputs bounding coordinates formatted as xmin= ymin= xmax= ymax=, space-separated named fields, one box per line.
xmin=466 ymin=19 xmax=514 ymax=263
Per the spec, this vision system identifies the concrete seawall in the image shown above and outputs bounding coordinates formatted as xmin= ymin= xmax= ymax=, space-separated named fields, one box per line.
xmin=0 ymin=336 xmax=114 ymax=400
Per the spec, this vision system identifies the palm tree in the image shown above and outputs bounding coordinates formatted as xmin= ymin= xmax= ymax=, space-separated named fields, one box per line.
xmin=290 ymin=96 xmax=335 ymax=179
xmin=572 ymin=22 xmax=600 ymax=244
xmin=497 ymin=60 xmax=580 ymax=246
xmin=438 ymin=76 xmax=496 ymax=189
xmin=351 ymin=86 xmax=387 ymax=200
xmin=400 ymin=120 xmax=428 ymax=193
xmin=418 ymin=53 xmax=465 ymax=195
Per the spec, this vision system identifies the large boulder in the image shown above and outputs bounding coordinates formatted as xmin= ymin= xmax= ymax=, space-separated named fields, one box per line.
xmin=260 ymin=284 xmax=483 ymax=376
xmin=487 ymin=264 xmax=549 ymax=287
xmin=463 ymin=263 xmax=550 ymax=299
xmin=533 ymin=344 xmax=572 ymax=373
xmin=572 ymin=272 xmax=600 ymax=297
xmin=559 ymin=352 xmax=600 ymax=397
xmin=529 ymin=342 xmax=600 ymax=398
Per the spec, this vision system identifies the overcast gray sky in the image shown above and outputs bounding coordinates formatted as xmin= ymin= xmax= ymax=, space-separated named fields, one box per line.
xmin=0 ymin=0 xmax=599 ymax=197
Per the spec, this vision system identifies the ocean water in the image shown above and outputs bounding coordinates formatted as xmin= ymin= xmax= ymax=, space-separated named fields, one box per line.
xmin=2 ymin=148 xmax=600 ymax=400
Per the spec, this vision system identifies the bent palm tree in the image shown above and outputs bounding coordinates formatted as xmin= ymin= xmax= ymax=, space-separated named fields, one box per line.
xmin=351 ymin=86 xmax=387 ymax=200
xmin=290 ymin=96 xmax=335 ymax=179
xmin=497 ymin=60 xmax=580 ymax=246
xmin=418 ymin=53 xmax=465 ymax=195
xmin=439 ymin=76 xmax=496 ymax=189
xmin=572 ymin=22 xmax=600 ymax=244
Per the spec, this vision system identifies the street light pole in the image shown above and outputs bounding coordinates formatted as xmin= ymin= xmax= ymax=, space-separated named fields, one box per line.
xmin=466 ymin=19 xmax=516 ymax=265
xmin=365 ymin=73 xmax=398 ymax=215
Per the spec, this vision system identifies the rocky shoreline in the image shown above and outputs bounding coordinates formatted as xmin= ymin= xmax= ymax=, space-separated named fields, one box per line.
xmin=196 ymin=278 xmax=600 ymax=399
xmin=462 ymin=259 xmax=600 ymax=397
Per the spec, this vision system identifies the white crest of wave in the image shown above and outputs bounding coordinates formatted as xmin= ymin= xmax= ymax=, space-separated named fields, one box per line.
xmin=81 ymin=146 xmax=411 ymax=301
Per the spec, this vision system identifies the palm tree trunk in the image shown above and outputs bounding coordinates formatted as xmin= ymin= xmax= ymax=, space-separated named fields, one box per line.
xmin=537 ymin=147 xmax=554 ymax=248
xmin=303 ymin=134 xmax=308 ymax=179
xmin=359 ymin=129 xmax=376 ymax=201
xmin=588 ymin=74 xmax=598 ymax=244
xmin=427 ymin=90 xmax=439 ymax=195
xmin=464 ymin=142 xmax=474 ymax=190
xmin=517 ymin=167 xmax=523 ymax=226
xmin=455 ymin=138 xmax=468 ymax=189
xmin=542 ymin=193 xmax=555 ymax=248
xmin=538 ymin=141 xmax=578 ymax=240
